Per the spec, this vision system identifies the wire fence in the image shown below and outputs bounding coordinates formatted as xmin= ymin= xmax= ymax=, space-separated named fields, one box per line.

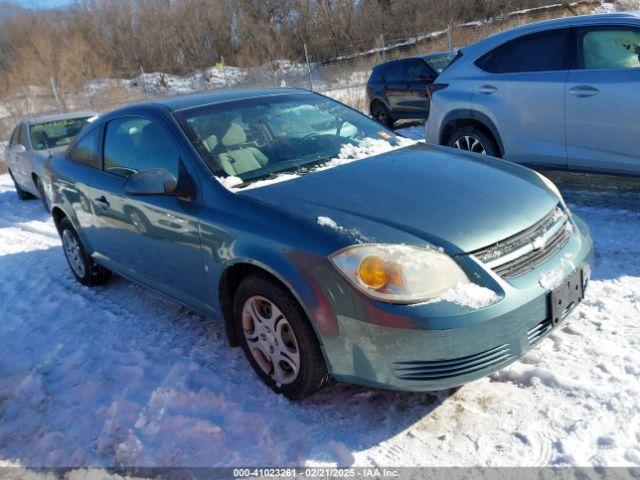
xmin=0 ymin=0 xmax=604 ymax=173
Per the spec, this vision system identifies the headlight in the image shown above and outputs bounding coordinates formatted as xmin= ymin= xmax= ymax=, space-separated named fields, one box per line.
xmin=535 ymin=171 xmax=566 ymax=208
xmin=330 ymin=244 xmax=469 ymax=303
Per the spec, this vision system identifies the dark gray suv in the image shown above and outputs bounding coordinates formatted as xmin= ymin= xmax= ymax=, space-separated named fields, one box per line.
xmin=367 ymin=51 xmax=456 ymax=127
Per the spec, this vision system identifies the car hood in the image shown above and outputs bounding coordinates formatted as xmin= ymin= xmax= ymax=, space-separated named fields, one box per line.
xmin=240 ymin=143 xmax=559 ymax=253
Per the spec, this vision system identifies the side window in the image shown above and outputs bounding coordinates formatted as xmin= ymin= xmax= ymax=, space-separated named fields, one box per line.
xmin=103 ymin=117 xmax=180 ymax=178
xmin=9 ymin=125 xmax=21 ymax=146
xmin=18 ymin=125 xmax=28 ymax=147
xmin=384 ymin=62 xmax=405 ymax=82
xmin=69 ymin=128 xmax=101 ymax=169
xmin=577 ymin=26 xmax=640 ymax=70
xmin=477 ymin=29 xmax=569 ymax=73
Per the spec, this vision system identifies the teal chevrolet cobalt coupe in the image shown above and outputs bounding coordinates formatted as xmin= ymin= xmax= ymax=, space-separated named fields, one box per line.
xmin=46 ymin=89 xmax=593 ymax=399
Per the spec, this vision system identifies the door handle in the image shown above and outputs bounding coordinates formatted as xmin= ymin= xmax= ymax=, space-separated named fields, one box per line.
xmin=568 ymin=85 xmax=600 ymax=97
xmin=477 ymin=84 xmax=497 ymax=95
xmin=94 ymin=196 xmax=110 ymax=208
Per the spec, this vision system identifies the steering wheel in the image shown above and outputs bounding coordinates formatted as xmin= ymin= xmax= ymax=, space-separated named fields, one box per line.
xmin=298 ymin=132 xmax=327 ymax=144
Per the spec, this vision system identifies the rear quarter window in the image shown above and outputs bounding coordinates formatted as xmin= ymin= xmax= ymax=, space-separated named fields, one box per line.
xmin=369 ymin=67 xmax=384 ymax=83
xmin=9 ymin=125 xmax=21 ymax=146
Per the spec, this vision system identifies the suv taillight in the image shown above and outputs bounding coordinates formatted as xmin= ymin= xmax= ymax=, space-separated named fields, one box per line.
xmin=426 ymin=83 xmax=448 ymax=100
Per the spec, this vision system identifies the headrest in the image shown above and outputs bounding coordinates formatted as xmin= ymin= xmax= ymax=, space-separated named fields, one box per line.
xmin=204 ymin=134 xmax=218 ymax=152
xmin=221 ymin=123 xmax=246 ymax=147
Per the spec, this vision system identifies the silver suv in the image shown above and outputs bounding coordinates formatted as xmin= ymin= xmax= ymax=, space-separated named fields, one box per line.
xmin=425 ymin=12 xmax=640 ymax=176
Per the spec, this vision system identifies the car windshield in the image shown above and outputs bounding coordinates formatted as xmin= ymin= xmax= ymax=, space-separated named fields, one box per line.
xmin=29 ymin=117 xmax=93 ymax=150
xmin=176 ymin=93 xmax=405 ymax=185
xmin=425 ymin=52 xmax=456 ymax=74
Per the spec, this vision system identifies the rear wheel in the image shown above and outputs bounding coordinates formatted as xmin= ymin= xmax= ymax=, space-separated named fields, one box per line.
xmin=370 ymin=101 xmax=394 ymax=128
xmin=234 ymin=275 xmax=330 ymax=400
xmin=59 ymin=217 xmax=111 ymax=286
xmin=447 ymin=126 xmax=499 ymax=157
xmin=8 ymin=169 xmax=34 ymax=200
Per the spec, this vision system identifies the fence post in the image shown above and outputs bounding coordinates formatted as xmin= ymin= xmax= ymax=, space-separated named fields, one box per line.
xmin=447 ymin=23 xmax=453 ymax=50
xmin=304 ymin=43 xmax=313 ymax=91
xmin=49 ymin=77 xmax=64 ymax=113
xmin=379 ymin=33 xmax=386 ymax=62
xmin=139 ymin=66 xmax=151 ymax=99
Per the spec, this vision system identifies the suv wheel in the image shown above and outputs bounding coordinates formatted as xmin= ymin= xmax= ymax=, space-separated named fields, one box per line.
xmin=8 ymin=169 xmax=34 ymax=200
xmin=447 ymin=126 xmax=499 ymax=157
xmin=59 ymin=217 xmax=111 ymax=286
xmin=370 ymin=101 xmax=394 ymax=128
xmin=234 ymin=274 xmax=330 ymax=400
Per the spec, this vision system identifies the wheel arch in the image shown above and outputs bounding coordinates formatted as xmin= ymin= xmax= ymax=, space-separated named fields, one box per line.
xmin=51 ymin=206 xmax=69 ymax=235
xmin=217 ymin=258 xmax=331 ymax=371
xmin=439 ymin=109 xmax=504 ymax=157
xmin=369 ymin=96 xmax=389 ymax=114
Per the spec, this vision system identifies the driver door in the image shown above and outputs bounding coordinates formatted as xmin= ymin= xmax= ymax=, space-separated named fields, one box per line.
xmin=90 ymin=114 xmax=208 ymax=310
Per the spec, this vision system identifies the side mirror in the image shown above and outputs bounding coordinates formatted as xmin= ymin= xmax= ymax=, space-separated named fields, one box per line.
xmin=124 ymin=168 xmax=179 ymax=196
xmin=2 ymin=140 xmax=9 ymax=149
xmin=124 ymin=164 xmax=195 ymax=201
xmin=13 ymin=144 xmax=26 ymax=152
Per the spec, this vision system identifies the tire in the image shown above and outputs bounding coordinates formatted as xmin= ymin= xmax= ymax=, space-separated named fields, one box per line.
xmin=234 ymin=274 xmax=330 ymax=400
xmin=8 ymin=169 xmax=34 ymax=200
xmin=59 ymin=217 xmax=111 ymax=286
xmin=447 ymin=125 xmax=500 ymax=157
xmin=35 ymin=176 xmax=50 ymax=213
xmin=370 ymin=100 xmax=394 ymax=128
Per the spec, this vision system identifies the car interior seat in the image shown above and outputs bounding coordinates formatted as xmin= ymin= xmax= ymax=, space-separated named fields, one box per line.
xmin=217 ymin=123 xmax=269 ymax=176
xmin=32 ymin=130 xmax=49 ymax=149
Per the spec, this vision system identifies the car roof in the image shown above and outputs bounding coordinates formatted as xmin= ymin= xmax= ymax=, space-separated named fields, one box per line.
xmin=374 ymin=50 xmax=456 ymax=68
xmin=144 ymin=87 xmax=311 ymax=112
xmin=464 ymin=12 xmax=640 ymax=56
xmin=27 ymin=111 xmax=98 ymax=125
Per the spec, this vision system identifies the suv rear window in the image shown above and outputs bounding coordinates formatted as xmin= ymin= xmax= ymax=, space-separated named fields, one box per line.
xmin=476 ymin=29 xmax=569 ymax=73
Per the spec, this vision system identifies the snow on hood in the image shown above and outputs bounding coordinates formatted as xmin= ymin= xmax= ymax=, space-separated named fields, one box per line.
xmin=215 ymin=136 xmax=417 ymax=191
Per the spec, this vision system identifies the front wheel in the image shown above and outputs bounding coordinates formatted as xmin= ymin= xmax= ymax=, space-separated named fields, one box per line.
xmin=234 ymin=275 xmax=330 ymax=400
xmin=447 ymin=126 xmax=499 ymax=157
xmin=59 ymin=217 xmax=111 ymax=286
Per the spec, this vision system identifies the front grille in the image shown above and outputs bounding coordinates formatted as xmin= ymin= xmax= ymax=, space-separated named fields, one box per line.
xmin=527 ymin=319 xmax=553 ymax=346
xmin=471 ymin=206 xmax=572 ymax=279
xmin=393 ymin=344 xmax=514 ymax=381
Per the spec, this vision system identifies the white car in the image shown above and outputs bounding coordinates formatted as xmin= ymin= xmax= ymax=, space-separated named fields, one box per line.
xmin=4 ymin=112 xmax=98 ymax=211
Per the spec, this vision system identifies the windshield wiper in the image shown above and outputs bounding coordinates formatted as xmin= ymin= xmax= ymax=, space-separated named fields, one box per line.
xmin=234 ymin=172 xmax=283 ymax=189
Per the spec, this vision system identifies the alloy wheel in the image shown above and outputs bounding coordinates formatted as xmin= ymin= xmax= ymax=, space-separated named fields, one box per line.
xmin=62 ymin=229 xmax=86 ymax=278
xmin=241 ymin=295 xmax=301 ymax=385
xmin=453 ymin=135 xmax=487 ymax=155
xmin=371 ymin=103 xmax=390 ymax=125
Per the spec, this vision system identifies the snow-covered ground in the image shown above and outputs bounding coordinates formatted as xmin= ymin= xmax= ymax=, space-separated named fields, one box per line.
xmin=1 ymin=135 xmax=640 ymax=468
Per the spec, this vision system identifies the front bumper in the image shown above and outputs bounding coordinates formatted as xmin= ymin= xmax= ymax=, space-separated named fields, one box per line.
xmin=311 ymin=215 xmax=593 ymax=391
